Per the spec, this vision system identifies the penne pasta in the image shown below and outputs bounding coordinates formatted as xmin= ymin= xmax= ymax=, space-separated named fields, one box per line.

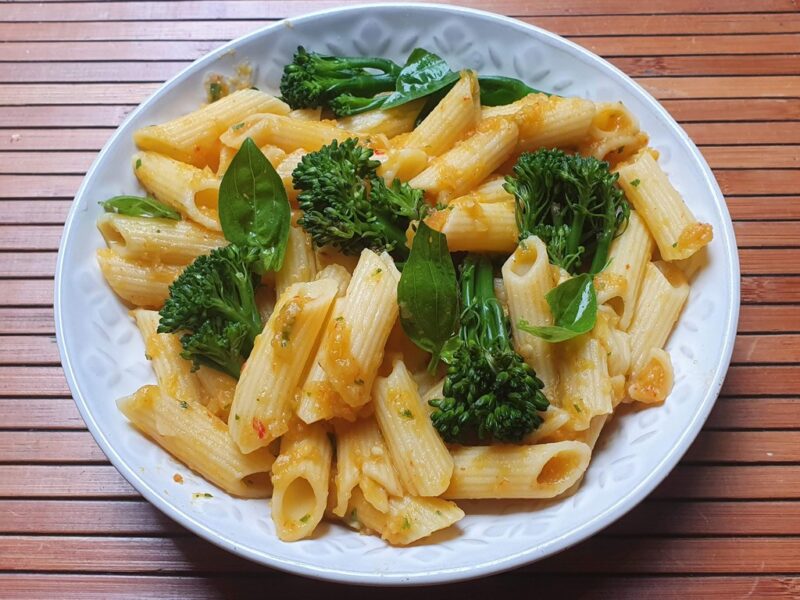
xmin=409 ymin=117 xmax=518 ymax=202
xmin=133 ymin=151 xmax=221 ymax=231
xmin=616 ymin=149 xmax=713 ymax=261
xmin=424 ymin=198 xmax=517 ymax=254
xmin=401 ymin=71 xmax=481 ymax=157
xmin=220 ymin=112 xmax=358 ymax=153
xmin=134 ymin=89 xmax=290 ymax=170
xmin=333 ymin=415 xmax=404 ymax=516
xmin=270 ymin=420 xmax=332 ymax=541
xmin=502 ymin=236 xmax=559 ymax=396
xmin=444 ymin=441 xmax=591 ymax=499
xmin=228 ymin=278 xmax=339 ymax=453
xmin=96 ymin=248 xmax=182 ymax=309
xmin=132 ymin=308 xmax=204 ymax=406
xmin=97 ymin=213 xmax=225 ymax=265
xmin=118 ymin=385 xmax=274 ymax=498
xmin=373 ymin=360 xmax=453 ymax=497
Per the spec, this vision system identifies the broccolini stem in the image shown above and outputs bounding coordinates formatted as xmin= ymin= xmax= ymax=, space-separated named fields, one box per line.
xmin=565 ymin=188 xmax=589 ymax=270
xmin=326 ymin=74 xmax=398 ymax=101
xmin=372 ymin=212 xmax=410 ymax=259
xmin=324 ymin=57 xmax=401 ymax=77
xmin=459 ymin=256 xmax=478 ymax=344
xmin=589 ymin=193 xmax=617 ymax=274
xmin=474 ymin=255 xmax=507 ymax=347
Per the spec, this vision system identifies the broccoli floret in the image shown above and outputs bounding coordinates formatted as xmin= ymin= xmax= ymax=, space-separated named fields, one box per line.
xmin=293 ymin=138 xmax=426 ymax=258
xmin=429 ymin=255 xmax=549 ymax=443
xmin=504 ymin=148 xmax=629 ymax=274
xmin=279 ymin=46 xmax=401 ymax=110
xmin=158 ymin=244 xmax=262 ymax=378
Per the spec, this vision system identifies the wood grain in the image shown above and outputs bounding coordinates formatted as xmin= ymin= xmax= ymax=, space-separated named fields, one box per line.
xmin=2 ymin=0 xmax=799 ymax=595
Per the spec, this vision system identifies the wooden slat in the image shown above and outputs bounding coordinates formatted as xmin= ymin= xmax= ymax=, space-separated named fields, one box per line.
xmin=609 ymin=501 xmax=800 ymax=536
xmin=0 ymin=500 xmax=181 ymax=535
xmin=741 ymin=277 xmax=800 ymax=304
xmin=0 ymin=431 xmax=106 ymax=463
xmin=0 ymin=431 xmax=104 ymax=463
xmin=1 ymin=169 xmax=796 ymax=202
xmin=1 ymin=534 xmax=800 ymax=574
xmin=727 ymin=197 xmax=800 ymax=221
xmin=5 ymin=100 xmax=796 ymax=132
xmin=2 ymin=1 xmax=796 ymax=20
xmin=0 ymin=398 xmax=84 ymax=429
xmin=0 ymin=366 xmax=68 ymax=396
xmin=7 ymin=429 xmax=800 ymax=464
xmin=1 ymin=363 xmax=795 ymax=398
xmin=685 ymin=431 xmax=800 ymax=463
xmin=0 ymin=41 xmax=219 ymax=63
xmin=739 ymin=249 xmax=800 ymax=275
xmin=0 ymin=253 xmax=57 ymax=278
xmin=7 ymin=124 xmax=799 ymax=154
xmin=706 ymin=398 xmax=800 ymax=430
xmin=0 ymin=335 xmax=60 ymax=364
xmin=0 ymin=308 xmax=55 ymax=334
xmin=738 ymin=305 xmax=800 ymax=333
xmin=0 ymin=331 xmax=795 ymax=368
xmin=734 ymin=222 xmax=800 ymax=248
xmin=684 ymin=122 xmax=800 ymax=145
xmin=654 ymin=466 xmax=800 ymax=499
xmin=3 ymin=54 xmax=799 ymax=81
xmin=533 ymin=537 xmax=800 ymax=574
xmin=732 ymin=334 xmax=800 ymax=362
xmin=3 ymin=145 xmax=797 ymax=174
xmin=663 ymin=98 xmax=800 ymax=122
xmin=0 ymin=129 xmax=114 ymax=151
xmin=0 ymin=226 xmax=63 ymax=249
xmin=0 ymin=465 xmax=136 ymax=497
xmin=701 ymin=146 xmax=800 ymax=170
xmin=722 ymin=366 xmax=800 ymax=396
xmin=0 ymin=281 xmax=54 ymax=307
xmin=4 ymin=78 xmax=799 ymax=107
xmin=1 ymin=574 xmax=799 ymax=600
xmin=579 ymin=35 xmax=800 ymax=57
xmin=0 ymin=201 xmax=72 ymax=225
xmin=2 ymin=464 xmax=798 ymax=500
xmin=5 ymin=498 xmax=799 ymax=537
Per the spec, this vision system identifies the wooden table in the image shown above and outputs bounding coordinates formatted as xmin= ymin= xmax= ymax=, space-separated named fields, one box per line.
xmin=1 ymin=0 xmax=799 ymax=597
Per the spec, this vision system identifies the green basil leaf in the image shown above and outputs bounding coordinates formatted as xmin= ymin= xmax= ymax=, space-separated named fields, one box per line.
xmin=518 ymin=273 xmax=597 ymax=342
xmin=219 ymin=137 xmax=291 ymax=272
xmin=478 ymin=75 xmax=547 ymax=106
xmin=100 ymin=195 xmax=181 ymax=220
xmin=397 ymin=222 xmax=460 ymax=371
xmin=381 ymin=48 xmax=461 ymax=110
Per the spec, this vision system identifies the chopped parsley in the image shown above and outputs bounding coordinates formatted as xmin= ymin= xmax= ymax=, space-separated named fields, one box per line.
xmin=299 ymin=513 xmax=311 ymax=523
xmin=179 ymin=401 xmax=189 ymax=409
xmin=630 ymin=178 xmax=641 ymax=187
xmin=135 ymin=158 xmax=142 ymax=169
xmin=401 ymin=516 xmax=411 ymax=530
xmin=399 ymin=408 xmax=414 ymax=419
xmin=232 ymin=122 xmax=245 ymax=131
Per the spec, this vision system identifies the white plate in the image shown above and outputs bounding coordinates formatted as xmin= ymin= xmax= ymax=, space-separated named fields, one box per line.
xmin=55 ymin=2 xmax=740 ymax=585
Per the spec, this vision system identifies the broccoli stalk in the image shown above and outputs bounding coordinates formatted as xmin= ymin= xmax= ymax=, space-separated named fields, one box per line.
xmin=293 ymin=138 xmax=426 ymax=258
xmin=504 ymin=148 xmax=629 ymax=274
xmin=429 ymin=255 xmax=549 ymax=443
xmin=158 ymin=244 xmax=262 ymax=378
xmin=279 ymin=46 xmax=401 ymax=110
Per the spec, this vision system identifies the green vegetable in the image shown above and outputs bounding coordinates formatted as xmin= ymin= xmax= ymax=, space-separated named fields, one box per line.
xmin=429 ymin=255 xmax=548 ymax=443
xmin=158 ymin=244 xmax=263 ymax=378
xmin=279 ymin=46 xmax=401 ymax=111
xmin=478 ymin=75 xmax=546 ymax=106
xmin=285 ymin=46 xmax=547 ymax=118
xmin=397 ymin=223 xmax=460 ymax=371
xmin=505 ymin=148 xmax=629 ymax=275
xmin=293 ymin=138 xmax=426 ymax=258
xmin=219 ymin=137 xmax=291 ymax=273
xmin=518 ymin=273 xmax=597 ymax=342
xmin=100 ymin=195 xmax=181 ymax=220
xmin=381 ymin=48 xmax=461 ymax=109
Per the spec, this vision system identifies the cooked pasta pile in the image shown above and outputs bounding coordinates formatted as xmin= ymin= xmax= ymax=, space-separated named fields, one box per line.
xmin=98 ymin=54 xmax=712 ymax=545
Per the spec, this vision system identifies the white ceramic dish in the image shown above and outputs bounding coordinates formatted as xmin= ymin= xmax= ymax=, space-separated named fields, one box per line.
xmin=55 ymin=3 xmax=740 ymax=585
